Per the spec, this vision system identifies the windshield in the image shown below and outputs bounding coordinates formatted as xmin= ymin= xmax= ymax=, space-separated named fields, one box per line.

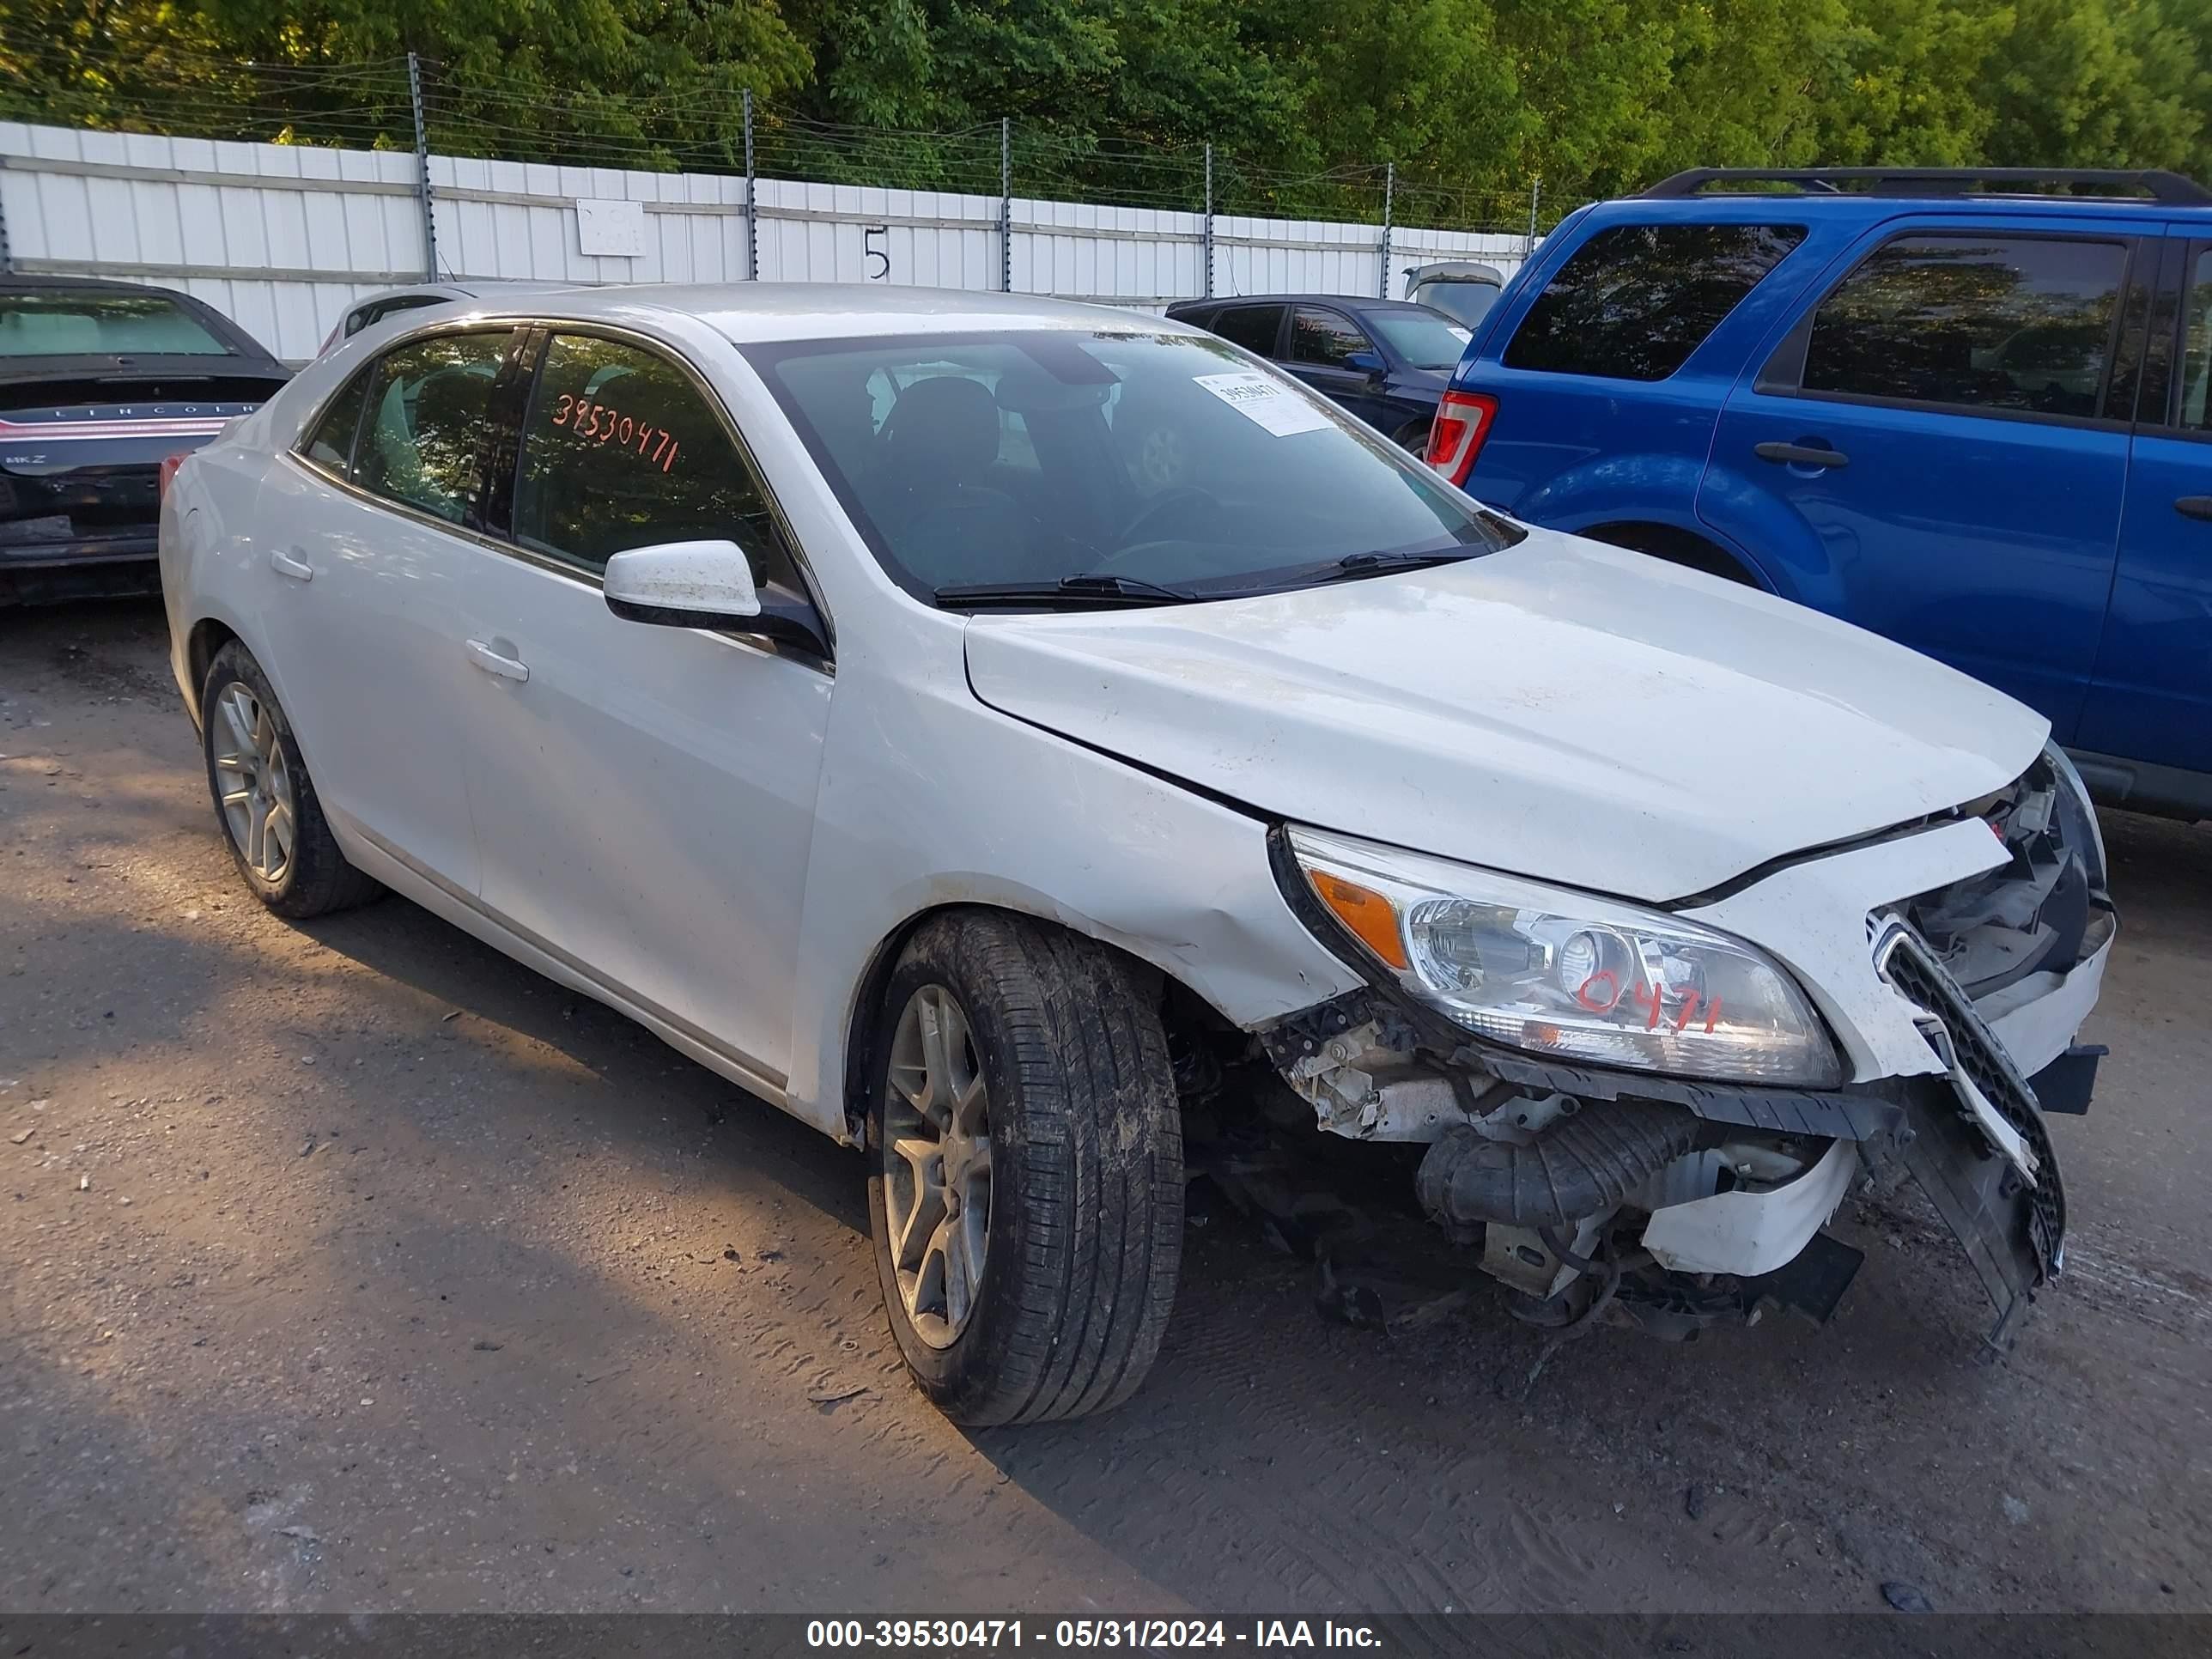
xmin=1410 ymin=281 xmax=1502 ymax=330
xmin=1365 ymin=308 xmax=1473 ymax=369
xmin=0 ymin=291 xmax=231 ymax=357
xmin=748 ymin=328 xmax=1508 ymax=605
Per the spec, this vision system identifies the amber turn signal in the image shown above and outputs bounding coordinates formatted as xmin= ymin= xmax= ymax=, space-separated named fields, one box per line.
xmin=1309 ymin=869 xmax=1409 ymax=970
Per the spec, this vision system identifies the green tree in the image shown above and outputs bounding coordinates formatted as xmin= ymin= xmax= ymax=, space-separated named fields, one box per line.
xmin=1985 ymin=0 xmax=2212 ymax=179
xmin=8 ymin=0 xmax=2212 ymax=219
xmin=1489 ymin=0 xmax=1675 ymax=198
xmin=1651 ymin=0 xmax=1850 ymax=174
xmin=0 ymin=0 xmax=812 ymax=163
xmin=1807 ymin=0 xmax=2008 ymax=166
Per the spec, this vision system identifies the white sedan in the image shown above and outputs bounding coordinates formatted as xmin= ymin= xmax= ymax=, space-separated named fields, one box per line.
xmin=161 ymin=285 xmax=2112 ymax=1420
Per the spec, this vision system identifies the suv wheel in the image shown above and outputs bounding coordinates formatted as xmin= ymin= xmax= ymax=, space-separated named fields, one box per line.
xmin=868 ymin=911 xmax=1183 ymax=1425
xmin=201 ymin=641 xmax=382 ymax=918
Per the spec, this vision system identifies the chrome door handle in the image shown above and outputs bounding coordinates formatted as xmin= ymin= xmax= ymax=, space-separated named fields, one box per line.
xmin=465 ymin=639 xmax=529 ymax=683
xmin=270 ymin=547 xmax=313 ymax=581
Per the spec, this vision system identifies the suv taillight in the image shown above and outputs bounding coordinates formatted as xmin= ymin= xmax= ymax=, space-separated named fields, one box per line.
xmin=158 ymin=453 xmax=188 ymax=500
xmin=1425 ymin=390 xmax=1498 ymax=487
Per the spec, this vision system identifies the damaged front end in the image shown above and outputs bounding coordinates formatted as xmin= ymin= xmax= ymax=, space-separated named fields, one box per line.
xmin=1253 ymin=745 xmax=2113 ymax=1352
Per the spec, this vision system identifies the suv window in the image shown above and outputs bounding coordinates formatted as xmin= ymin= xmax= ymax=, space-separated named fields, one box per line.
xmin=1212 ymin=304 xmax=1285 ymax=356
xmin=354 ymin=331 xmax=511 ymax=525
xmin=1290 ymin=307 xmax=1375 ymax=369
xmin=303 ymin=368 xmax=373 ymax=473
xmin=1802 ymin=234 xmax=2129 ymax=419
xmin=1504 ymin=223 xmax=1806 ymax=380
xmin=514 ymin=332 xmax=796 ymax=583
xmin=2180 ymin=248 xmax=2212 ymax=430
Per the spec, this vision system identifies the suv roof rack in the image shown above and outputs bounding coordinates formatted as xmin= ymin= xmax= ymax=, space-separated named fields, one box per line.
xmin=1642 ymin=167 xmax=2212 ymax=206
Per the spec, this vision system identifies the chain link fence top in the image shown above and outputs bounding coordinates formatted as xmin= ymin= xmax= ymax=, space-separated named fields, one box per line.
xmin=0 ymin=28 xmax=1552 ymax=236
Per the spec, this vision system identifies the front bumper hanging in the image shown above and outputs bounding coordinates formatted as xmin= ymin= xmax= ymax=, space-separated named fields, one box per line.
xmin=1877 ymin=923 xmax=2069 ymax=1346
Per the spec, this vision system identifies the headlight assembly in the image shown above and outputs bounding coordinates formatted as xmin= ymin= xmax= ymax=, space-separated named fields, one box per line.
xmin=1287 ymin=826 xmax=1844 ymax=1088
xmin=2041 ymin=740 xmax=2107 ymax=892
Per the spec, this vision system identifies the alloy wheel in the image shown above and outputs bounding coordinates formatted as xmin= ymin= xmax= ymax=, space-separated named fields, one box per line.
xmin=211 ymin=683 xmax=295 ymax=885
xmin=882 ymin=983 xmax=994 ymax=1348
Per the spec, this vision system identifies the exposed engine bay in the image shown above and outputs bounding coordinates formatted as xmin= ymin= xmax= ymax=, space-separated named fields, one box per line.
xmin=1199 ymin=752 xmax=2114 ymax=1358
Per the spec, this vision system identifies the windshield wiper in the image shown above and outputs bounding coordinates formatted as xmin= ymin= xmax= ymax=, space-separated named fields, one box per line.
xmin=935 ymin=572 xmax=1196 ymax=609
xmin=1324 ymin=548 xmax=1481 ymax=580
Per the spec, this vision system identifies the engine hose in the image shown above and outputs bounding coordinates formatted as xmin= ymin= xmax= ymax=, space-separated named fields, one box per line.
xmin=1540 ymin=1226 xmax=1622 ymax=1338
xmin=1416 ymin=1099 xmax=1701 ymax=1231
xmin=1541 ymin=1224 xmax=1603 ymax=1276
xmin=1500 ymin=1231 xmax=1626 ymax=1400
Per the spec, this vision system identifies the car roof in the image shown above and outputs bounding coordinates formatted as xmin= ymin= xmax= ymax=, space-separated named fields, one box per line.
xmin=1404 ymin=262 xmax=1505 ymax=284
xmin=451 ymin=283 xmax=1203 ymax=346
xmin=359 ymin=278 xmax=587 ymax=305
xmin=1638 ymin=166 xmax=2212 ymax=210
xmin=0 ymin=272 xmax=199 ymax=297
xmin=1167 ymin=294 xmax=1441 ymax=313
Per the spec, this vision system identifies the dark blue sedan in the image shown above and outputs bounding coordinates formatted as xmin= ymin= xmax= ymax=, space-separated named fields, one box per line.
xmin=1164 ymin=295 xmax=1471 ymax=452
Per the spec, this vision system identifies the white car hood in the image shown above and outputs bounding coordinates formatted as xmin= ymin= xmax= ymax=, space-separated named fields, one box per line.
xmin=963 ymin=531 xmax=2049 ymax=902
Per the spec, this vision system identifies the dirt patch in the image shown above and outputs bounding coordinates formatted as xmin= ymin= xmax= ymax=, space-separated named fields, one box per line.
xmin=1 ymin=600 xmax=2207 ymax=1614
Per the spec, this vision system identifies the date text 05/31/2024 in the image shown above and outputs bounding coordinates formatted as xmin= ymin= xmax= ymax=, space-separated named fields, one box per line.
xmin=805 ymin=1620 xmax=1383 ymax=1650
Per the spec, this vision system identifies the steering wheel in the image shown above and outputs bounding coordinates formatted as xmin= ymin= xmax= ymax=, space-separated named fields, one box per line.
xmin=1111 ymin=486 xmax=1221 ymax=555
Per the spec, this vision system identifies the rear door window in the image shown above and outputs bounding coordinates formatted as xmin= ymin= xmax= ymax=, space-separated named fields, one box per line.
xmin=1289 ymin=307 xmax=1376 ymax=369
xmin=353 ymin=331 xmax=512 ymax=526
xmin=1212 ymin=304 xmax=1286 ymax=357
xmin=1503 ymin=223 xmax=1806 ymax=380
xmin=1799 ymin=234 xmax=2130 ymax=420
xmin=302 ymin=369 xmax=372 ymax=473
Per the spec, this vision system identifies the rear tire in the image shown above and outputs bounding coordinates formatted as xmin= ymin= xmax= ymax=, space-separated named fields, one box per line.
xmin=868 ymin=911 xmax=1183 ymax=1425
xmin=201 ymin=641 xmax=382 ymax=919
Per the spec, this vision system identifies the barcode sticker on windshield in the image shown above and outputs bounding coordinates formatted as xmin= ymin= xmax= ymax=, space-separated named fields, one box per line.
xmin=1193 ymin=371 xmax=1334 ymax=437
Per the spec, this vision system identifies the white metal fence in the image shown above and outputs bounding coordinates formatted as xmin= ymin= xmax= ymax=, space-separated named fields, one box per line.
xmin=0 ymin=119 xmax=1530 ymax=362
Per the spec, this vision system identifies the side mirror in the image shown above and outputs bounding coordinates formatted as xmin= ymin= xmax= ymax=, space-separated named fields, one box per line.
xmin=1346 ymin=349 xmax=1387 ymax=377
xmin=604 ymin=539 xmax=762 ymax=629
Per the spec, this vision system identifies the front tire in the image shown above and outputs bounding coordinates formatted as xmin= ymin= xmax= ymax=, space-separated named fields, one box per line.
xmin=201 ymin=641 xmax=382 ymax=918
xmin=868 ymin=912 xmax=1183 ymax=1425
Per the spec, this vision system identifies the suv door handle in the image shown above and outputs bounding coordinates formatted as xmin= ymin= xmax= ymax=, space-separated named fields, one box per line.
xmin=2176 ymin=495 xmax=2212 ymax=521
xmin=465 ymin=639 xmax=529 ymax=683
xmin=1754 ymin=441 xmax=1850 ymax=470
xmin=270 ymin=547 xmax=313 ymax=581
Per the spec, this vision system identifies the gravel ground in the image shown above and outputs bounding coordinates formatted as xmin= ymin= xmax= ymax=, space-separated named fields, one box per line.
xmin=3 ymin=598 xmax=2208 ymax=1616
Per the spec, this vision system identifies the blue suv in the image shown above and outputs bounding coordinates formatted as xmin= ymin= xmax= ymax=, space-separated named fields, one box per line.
xmin=1431 ymin=167 xmax=2212 ymax=819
